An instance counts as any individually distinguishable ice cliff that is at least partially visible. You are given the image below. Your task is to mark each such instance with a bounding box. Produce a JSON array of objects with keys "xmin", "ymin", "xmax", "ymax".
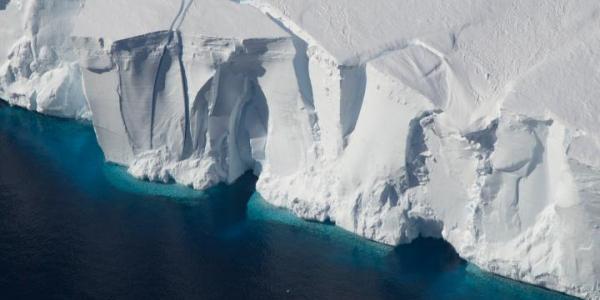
[{"xmin": 1, "ymin": 0, "xmax": 599, "ymax": 298}]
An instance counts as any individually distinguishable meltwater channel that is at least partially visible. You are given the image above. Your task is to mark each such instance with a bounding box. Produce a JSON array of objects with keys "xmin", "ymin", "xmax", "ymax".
[{"xmin": 0, "ymin": 101, "xmax": 575, "ymax": 299}]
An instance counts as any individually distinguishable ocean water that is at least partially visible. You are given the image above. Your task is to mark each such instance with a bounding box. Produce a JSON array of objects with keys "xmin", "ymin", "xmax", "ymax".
[{"xmin": 0, "ymin": 102, "xmax": 575, "ymax": 300}]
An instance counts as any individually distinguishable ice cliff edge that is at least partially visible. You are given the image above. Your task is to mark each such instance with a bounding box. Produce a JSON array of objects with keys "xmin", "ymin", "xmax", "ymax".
[{"xmin": 1, "ymin": 0, "xmax": 599, "ymax": 298}]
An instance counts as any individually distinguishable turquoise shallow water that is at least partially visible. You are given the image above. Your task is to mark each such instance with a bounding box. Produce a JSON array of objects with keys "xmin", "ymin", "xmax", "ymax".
[{"xmin": 0, "ymin": 101, "xmax": 576, "ymax": 299}]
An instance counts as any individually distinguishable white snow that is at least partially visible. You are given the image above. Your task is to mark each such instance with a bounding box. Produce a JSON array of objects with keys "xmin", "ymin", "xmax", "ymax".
[
  {"xmin": 1, "ymin": 0, "xmax": 600, "ymax": 298},
  {"xmin": 0, "ymin": 0, "xmax": 89, "ymax": 118}
]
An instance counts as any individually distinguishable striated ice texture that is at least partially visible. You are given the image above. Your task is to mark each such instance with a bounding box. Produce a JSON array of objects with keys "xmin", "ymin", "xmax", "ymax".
[{"xmin": 1, "ymin": 0, "xmax": 599, "ymax": 298}]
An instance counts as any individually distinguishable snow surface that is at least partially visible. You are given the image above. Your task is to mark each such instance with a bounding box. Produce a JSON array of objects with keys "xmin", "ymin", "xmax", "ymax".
[
  {"xmin": 1, "ymin": 0, "xmax": 600, "ymax": 298},
  {"xmin": 0, "ymin": 0, "xmax": 89, "ymax": 118}
]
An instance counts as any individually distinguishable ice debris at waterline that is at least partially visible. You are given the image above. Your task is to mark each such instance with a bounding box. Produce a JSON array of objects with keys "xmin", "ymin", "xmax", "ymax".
[
  {"xmin": 0, "ymin": 101, "xmax": 578, "ymax": 300},
  {"xmin": 1, "ymin": 0, "xmax": 599, "ymax": 298}
]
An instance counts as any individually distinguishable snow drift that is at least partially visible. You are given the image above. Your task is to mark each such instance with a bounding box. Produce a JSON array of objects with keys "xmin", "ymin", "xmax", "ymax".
[{"xmin": 1, "ymin": 0, "xmax": 599, "ymax": 298}]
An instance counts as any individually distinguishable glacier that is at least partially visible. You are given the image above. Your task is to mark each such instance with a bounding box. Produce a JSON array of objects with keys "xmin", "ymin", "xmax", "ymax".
[{"xmin": 1, "ymin": 0, "xmax": 600, "ymax": 298}]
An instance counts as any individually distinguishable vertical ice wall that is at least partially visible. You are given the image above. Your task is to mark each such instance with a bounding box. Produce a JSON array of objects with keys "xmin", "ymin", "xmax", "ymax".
[
  {"xmin": 1, "ymin": 0, "xmax": 599, "ymax": 298},
  {"xmin": 74, "ymin": 0, "xmax": 318, "ymax": 190}
]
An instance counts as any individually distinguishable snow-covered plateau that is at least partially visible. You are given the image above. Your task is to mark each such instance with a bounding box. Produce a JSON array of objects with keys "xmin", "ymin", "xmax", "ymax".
[{"xmin": 1, "ymin": 0, "xmax": 599, "ymax": 298}]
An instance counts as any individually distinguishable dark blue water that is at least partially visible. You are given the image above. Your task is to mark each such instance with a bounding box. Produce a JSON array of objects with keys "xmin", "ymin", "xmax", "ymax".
[{"xmin": 0, "ymin": 101, "xmax": 575, "ymax": 300}]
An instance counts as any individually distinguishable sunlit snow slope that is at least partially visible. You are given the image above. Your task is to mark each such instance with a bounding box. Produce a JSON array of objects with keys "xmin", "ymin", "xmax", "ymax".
[{"xmin": 1, "ymin": 0, "xmax": 599, "ymax": 298}]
